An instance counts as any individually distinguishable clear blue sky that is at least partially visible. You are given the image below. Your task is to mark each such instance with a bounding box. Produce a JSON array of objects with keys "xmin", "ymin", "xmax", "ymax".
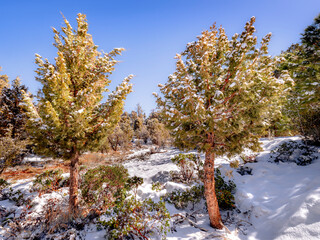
[{"xmin": 0, "ymin": 0, "xmax": 319, "ymax": 114}]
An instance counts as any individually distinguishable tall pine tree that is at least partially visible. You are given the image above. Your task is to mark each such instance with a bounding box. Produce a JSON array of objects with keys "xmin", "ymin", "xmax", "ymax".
[
  {"xmin": 0, "ymin": 72, "xmax": 30, "ymax": 175},
  {"xmin": 23, "ymin": 14, "xmax": 132, "ymax": 215},
  {"xmin": 0, "ymin": 68, "xmax": 9, "ymax": 98},
  {"xmin": 155, "ymin": 17, "xmax": 290, "ymax": 228},
  {"xmin": 280, "ymin": 14, "xmax": 320, "ymax": 143},
  {"xmin": 0, "ymin": 77, "xmax": 29, "ymax": 138}
]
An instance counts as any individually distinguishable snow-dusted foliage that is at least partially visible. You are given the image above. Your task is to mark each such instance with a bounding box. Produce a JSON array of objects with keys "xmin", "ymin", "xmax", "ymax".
[
  {"xmin": 22, "ymin": 14, "xmax": 132, "ymax": 160},
  {"xmin": 22, "ymin": 13, "xmax": 132, "ymax": 215},
  {"xmin": 280, "ymin": 14, "xmax": 320, "ymax": 143},
  {"xmin": 155, "ymin": 16, "xmax": 291, "ymax": 156},
  {"xmin": 155, "ymin": 16, "xmax": 292, "ymax": 229}
]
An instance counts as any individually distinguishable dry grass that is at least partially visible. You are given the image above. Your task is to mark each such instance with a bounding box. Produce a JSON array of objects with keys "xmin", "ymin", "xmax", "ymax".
[
  {"xmin": 2, "ymin": 149, "xmax": 137, "ymax": 182},
  {"xmin": 1, "ymin": 161, "xmax": 69, "ymax": 181},
  {"xmin": 79, "ymin": 152, "xmax": 110, "ymax": 167}
]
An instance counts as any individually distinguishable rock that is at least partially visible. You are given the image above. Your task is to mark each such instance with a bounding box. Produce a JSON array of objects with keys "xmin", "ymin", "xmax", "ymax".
[
  {"xmin": 151, "ymin": 171, "xmax": 171, "ymax": 183},
  {"xmin": 237, "ymin": 166, "xmax": 253, "ymax": 176}
]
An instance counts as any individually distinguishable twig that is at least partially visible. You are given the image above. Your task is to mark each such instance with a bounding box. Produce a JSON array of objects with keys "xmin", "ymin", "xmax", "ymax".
[
  {"xmin": 172, "ymin": 213, "xmax": 208, "ymax": 232},
  {"xmin": 220, "ymin": 220, "xmax": 231, "ymax": 234}
]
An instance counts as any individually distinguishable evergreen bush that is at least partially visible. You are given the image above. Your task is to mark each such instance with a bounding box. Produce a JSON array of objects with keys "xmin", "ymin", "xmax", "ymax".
[
  {"xmin": 270, "ymin": 140, "xmax": 318, "ymax": 165},
  {"xmin": 32, "ymin": 169, "xmax": 66, "ymax": 194},
  {"xmin": 166, "ymin": 169, "xmax": 236, "ymax": 210},
  {"xmin": 170, "ymin": 153, "xmax": 203, "ymax": 183},
  {"xmin": 80, "ymin": 165, "xmax": 129, "ymax": 211},
  {"xmin": 100, "ymin": 197, "xmax": 170, "ymax": 240}
]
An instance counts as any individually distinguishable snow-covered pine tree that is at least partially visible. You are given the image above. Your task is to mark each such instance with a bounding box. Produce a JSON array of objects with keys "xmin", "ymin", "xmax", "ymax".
[
  {"xmin": 147, "ymin": 117, "xmax": 170, "ymax": 147},
  {"xmin": 155, "ymin": 17, "xmax": 290, "ymax": 228},
  {"xmin": 23, "ymin": 13, "xmax": 132, "ymax": 215},
  {"xmin": 0, "ymin": 69, "xmax": 9, "ymax": 96},
  {"xmin": 0, "ymin": 73, "xmax": 30, "ymax": 175},
  {"xmin": 280, "ymin": 14, "xmax": 320, "ymax": 143},
  {"xmin": 119, "ymin": 112, "xmax": 134, "ymax": 148},
  {"xmin": 130, "ymin": 105, "xmax": 149, "ymax": 143},
  {"xmin": 107, "ymin": 113, "xmax": 133, "ymax": 151},
  {"xmin": 0, "ymin": 77, "xmax": 29, "ymax": 139}
]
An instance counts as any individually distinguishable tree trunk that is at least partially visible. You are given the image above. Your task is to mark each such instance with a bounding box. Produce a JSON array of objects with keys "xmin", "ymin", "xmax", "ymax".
[
  {"xmin": 204, "ymin": 150, "xmax": 223, "ymax": 229},
  {"xmin": 69, "ymin": 151, "xmax": 80, "ymax": 217}
]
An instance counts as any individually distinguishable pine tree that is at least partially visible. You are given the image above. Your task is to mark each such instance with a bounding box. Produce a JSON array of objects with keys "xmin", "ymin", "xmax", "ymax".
[
  {"xmin": 0, "ymin": 77, "xmax": 29, "ymax": 138},
  {"xmin": 120, "ymin": 112, "xmax": 134, "ymax": 148},
  {"xmin": 0, "ymin": 69, "xmax": 9, "ymax": 94},
  {"xmin": 0, "ymin": 72, "xmax": 29, "ymax": 175},
  {"xmin": 280, "ymin": 14, "xmax": 320, "ymax": 143},
  {"xmin": 130, "ymin": 106, "xmax": 149, "ymax": 144},
  {"xmin": 23, "ymin": 14, "xmax": 132, "ymax": 215},
  {"xmin": 107, "ymin": 113, "xmax": 134, "ymax": 151},
  {"xmin": 147, "ymin": 118, "xmax": 170, "ymax": 147},
  {"xmin": 155, "ymin": 17, "xmax": 290, "ymax": 228}
]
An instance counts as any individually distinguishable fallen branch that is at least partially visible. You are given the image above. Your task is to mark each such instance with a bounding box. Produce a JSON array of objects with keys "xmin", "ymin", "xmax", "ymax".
[{"xmin": 172, "ymin": 213, "xmax": 208, "ymax": 232}]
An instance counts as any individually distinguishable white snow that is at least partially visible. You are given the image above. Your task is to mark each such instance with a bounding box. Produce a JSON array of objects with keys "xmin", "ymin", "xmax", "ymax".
[
  {"xmin": 1, "ymin": 137, "xmax": 320, "ymax": 239},
  {"xmin": 234, "ymin": 137, "xmax": 320, "ymax": 240}
]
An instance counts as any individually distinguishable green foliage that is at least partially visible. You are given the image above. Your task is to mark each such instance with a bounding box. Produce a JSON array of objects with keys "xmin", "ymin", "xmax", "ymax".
[
  {"xmin": 130, "ymin": 106, "xmax": 150, "ymax": 144},
  {"xmin": 165, "ymin": 185, "xmax": 205, "ymax": 209},
  {"xmin": 280, "ymin": 14, "xmax": 320, "ymax": 143},
  {"xmin": 107, "ymin": 113, "xmax": 134, "ymax": 151},
  {"xmin": 155, "ymin": 16, "xmax": 291, "ymax": 157},
  {"xmin": 170, "ymin": 153, "xmax": 203, "ymax": 183},
  {"xmin": 0, "ymin": 178, "xmax": 9, "ymax": 192},
  {"xmin": 166, "ymin": 169, "xmax": 236, "ymax": 210},
  {"xmin": 270, "ymin": 140, "xmax": 318, "ymax": 166},
  {"xmin": 22, "ymin": 13, "xmax": 132, "ymax": 160},
  {"xmin": 0, "ymin": 68, "xmax": 9, "ymax": 94},
  {"xmin": 100, "ymin": 197, "xmax": 170, "ymax": 240},
  {"xmin": 147, "ymin": 118, "xmax": 171, "ymax": 147},
  {"xmin": 0, "ymin": 77, "xmax": 29, "ymax": 139},
  {"xmin": 32, "ymin": 169, "xmax": 66, "ymax": 194},
  {"xmin": 90, "ymin": 166, "xmax": 170, "ymax": 240},
  {"xmin": 4, "ymin": 188, "xmax": 32, "ymax": 207},
  {"xmin": 151, "ymin": 182, "xmax": 164, "ymax": 192},
  {"xmin": 125, "ymin": 176, "xmax": 144, "ymax": 191},
  {"xmin": 0, "ymin": 74, "xmax": 30, "ymax": 176},
  {"xmin": 214, "ymin": 169, "xmax": 236, "ymax": 209},
  {"xmin": 0, "ymin": 127, "xmax": 29, "ymax": 175},
  {"xmin": 299, "ymin": 106, "xmax": 320, "ymax": 144},
  {"xmin": 80, "ymin": 165, "xmax": 129, "ymax": 209}
]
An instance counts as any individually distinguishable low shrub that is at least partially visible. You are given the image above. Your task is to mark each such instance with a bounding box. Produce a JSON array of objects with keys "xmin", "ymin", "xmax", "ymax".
[
  {"xmin": 0, "ymin": 178, "xmax": 9, "ymax": 192},
  {"xmin": 270, "ymin": 140, "xmax": 318, "ymax": 166},
  {"xmin": 164, "ymin": 185, "xmax": 205, "ymax": 209},
  {"xmin": 125, "ymin": 176, "xmax": 144, "ymax": 196},
  {"xmin": 99, "ymin": 197, "xmax": 170, "ymax": 240},
  {"xmin": 32, "ymin": 169, "xmax": 66, "ymax": 194},
  {"xmin": 229, "ymin": 160, "xmax": 240, "ymax": 169},
  {"xmin": 170, "ymin": 153, "xmax": 203, "ymax": 183},
  {"xmin": 152, "ymin": 181, "xmax": 165, "ymax": 192},
  {"xmin": 80, "ymin": 165, "xmax": 129, "ymax": 212},
  {"xmin": 4, "ymin": 187, "xmax": 32, "ymax": 207},
  {"xmin": 239, "ymin": 154, "xmax": 257, "ymax": 164},
  {"xmin": 165, "ymin": 169, "xmax": 236, "ymax": 210},
  {"xmin": 214, "ymin": 169, "xmax": 236, "ymax": 209}
]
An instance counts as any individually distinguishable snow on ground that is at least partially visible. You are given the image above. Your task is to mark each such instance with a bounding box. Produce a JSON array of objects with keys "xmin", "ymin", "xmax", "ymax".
[
  {"xmin": 1, "ymin": 136, "xmax": 320, "ymax": 239},
  {"xmin": 235, "ymin": 137, "xmax": 320, "ymax": 240},
  {"xmin": 123, "ymin": 137, "xmax": 320, "ymax": 240}
]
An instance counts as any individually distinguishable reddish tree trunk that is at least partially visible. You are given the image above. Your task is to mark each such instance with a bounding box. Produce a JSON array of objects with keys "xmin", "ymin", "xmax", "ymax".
[
  {"xmin": 204, "ymin": 149, "xmax": 223, "ymax": 229},
  {"xmin": 69, "ymin": 151, "xmax": 80, "ymax": 216}
]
